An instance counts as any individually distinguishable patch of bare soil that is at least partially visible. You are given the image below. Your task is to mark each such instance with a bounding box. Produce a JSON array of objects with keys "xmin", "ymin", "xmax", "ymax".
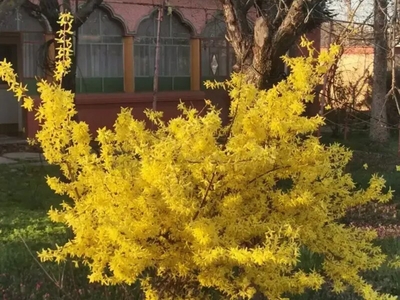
[
  {"xmin": 345, "ymin": 203, "xmax": 400, "ymax": 238},
  {"xmin": 345, "ymin": 150, "xmax": 400, "ymax": 238}
]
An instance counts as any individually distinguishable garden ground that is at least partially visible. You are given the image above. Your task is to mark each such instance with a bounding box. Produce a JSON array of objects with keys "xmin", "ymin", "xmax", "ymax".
[{"xmin": 1, "ymin": 132, "xmax": 400, "ymax": 299}]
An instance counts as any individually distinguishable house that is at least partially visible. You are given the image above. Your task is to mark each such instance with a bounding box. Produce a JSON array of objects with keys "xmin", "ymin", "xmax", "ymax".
[{"xmin": 0, "ymin": 0, "xmax": 321, "ymax": 139}]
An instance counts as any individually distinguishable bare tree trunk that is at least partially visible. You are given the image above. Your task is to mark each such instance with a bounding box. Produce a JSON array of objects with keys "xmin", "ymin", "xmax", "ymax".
[
  {"xmin": 370, "ymin": 0, "xmax": 389, "ymax": 143},
  {"xmin": 219, "ymin": 0, "xmax": 331, "ymax": 90},
  {"xmin": 221, "ymin": 5, "xmax": 280, "ymax": 90}
]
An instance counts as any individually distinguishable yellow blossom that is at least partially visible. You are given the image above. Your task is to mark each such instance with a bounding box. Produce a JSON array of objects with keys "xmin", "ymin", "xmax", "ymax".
[{"xmin": 0, "ymin": 16, "xmax": 397, "ymax": 300}]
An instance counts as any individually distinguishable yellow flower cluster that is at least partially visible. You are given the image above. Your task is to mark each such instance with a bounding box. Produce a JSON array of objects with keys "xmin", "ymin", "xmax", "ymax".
[
  {"xmin": 0, "ymin": 12, "xmax": 398, "ymax": 300},
  {"xmin": 54, "ymin": 11, "xmax": 73, "ymax": 82},
  {"xmin": 0, "ymin": 59, "xmax": 34, "ymax": 111}
]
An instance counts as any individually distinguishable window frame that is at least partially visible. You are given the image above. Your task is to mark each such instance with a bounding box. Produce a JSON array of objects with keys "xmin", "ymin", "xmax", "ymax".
[
  {"xmin": 76, "ymin": 8, "xmax": 125, "ymax": 94},
  {"xmin": 200, "ymin": 15, "xmax": 235, "ymax": 89},
  {"xmin": 134, "ymin": 10, "xmax": 192, "ymax": 92}
]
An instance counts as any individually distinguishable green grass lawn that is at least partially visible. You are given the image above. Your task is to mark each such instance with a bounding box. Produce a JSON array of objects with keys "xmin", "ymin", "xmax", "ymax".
[
  {"xmin": 298, "ymin": 132, "xmax": 400, "ymax": 298},
  {"xmin": 1, "ymin": 133, "xmax": 400, "ymax": 299},
  {"xmin": 0, "ymin": 163, "xmax": 140, "ymax": 300},
  {"xmin": 0, "ymin": 164, "xmax": 67, "ymax": 299}
]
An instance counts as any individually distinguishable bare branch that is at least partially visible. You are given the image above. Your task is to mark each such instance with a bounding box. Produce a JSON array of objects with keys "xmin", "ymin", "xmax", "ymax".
[
  {"xmin": 273, "ymin": 0, "xmax": 321, "ymax": 57},
  {"xmin": 21, "ymin": 0, "xmax": 42, "ymax": 19},
  {"xmin": 244, "ymin": 0, "xmax": 254, "ymax": 11},
  {"xmin": 73, "ymin": 0, "xmax": 103, "ymax": 30},
  {"xmin": 220, "ymin": 0, "xmax": 253, "ymax": 64}
]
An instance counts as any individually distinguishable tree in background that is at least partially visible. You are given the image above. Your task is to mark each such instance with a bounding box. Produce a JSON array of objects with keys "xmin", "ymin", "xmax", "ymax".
[
  {"xmin": 370, "ymin": 0, "xmax": 390, "ymax": 143},
  {"xmin": 219, "ymin": 0, "xmax": 334, "ymax": 89}
]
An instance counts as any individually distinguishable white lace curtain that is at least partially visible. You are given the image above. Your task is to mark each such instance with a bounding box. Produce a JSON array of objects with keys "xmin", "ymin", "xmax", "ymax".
[
  {"xmin": 77, "ymin": 9, "xmax": 124, "ymax": 79},
  {"xmin": 134, "ymin": 10, "xmax": 191, "ymax": 77}
]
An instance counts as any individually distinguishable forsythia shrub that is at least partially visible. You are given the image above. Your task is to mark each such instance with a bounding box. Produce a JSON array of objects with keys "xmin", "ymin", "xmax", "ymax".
[{"xmin": 0, "ymin": 12, "xmax": 398, "ymax": 300}]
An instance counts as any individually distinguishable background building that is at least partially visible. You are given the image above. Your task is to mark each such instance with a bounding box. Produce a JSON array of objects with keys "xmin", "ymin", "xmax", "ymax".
[{"xmin": 0, "ymin": 0, "xmax": 321, "ymax": 138}]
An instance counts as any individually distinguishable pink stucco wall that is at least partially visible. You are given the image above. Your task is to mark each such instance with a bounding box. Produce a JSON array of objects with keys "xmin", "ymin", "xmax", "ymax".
[
  {"xmin": 97, "ymin": 0, "xmax": 321, "ymax": 53},
  {"xmin": 96, "ymin": 0, "xmax": 221, "ymax": 35},
  {"xmin": 23, "ymin": 1, "xmax": 322, "ymax": 139}
]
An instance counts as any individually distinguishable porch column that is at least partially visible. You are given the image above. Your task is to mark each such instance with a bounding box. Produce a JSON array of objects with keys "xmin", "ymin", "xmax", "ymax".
[
  {"xmin": 45, "ymin": 33, "xmax": 55, "ymax": 82},
  {"xmin": 123, "ymin": 36, "xmax": 134, "ymax": 92},
  {"xmin": 190, "ymin": 38, "xmax": 201, "ymax": 91}
]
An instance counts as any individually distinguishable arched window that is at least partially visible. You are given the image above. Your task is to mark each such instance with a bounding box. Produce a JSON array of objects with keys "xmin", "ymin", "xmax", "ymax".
[
  {"xmin": 201, "ymin": 15, "xmax": 235, "ymax": 88},
  {"xmin": 77, "ymin": 8, "xmax": 124, "ymax": 93},
  {"xmin": 135, "ymin": 10, "xmax": 191, "ymax": 92},
  {"xmin": 0, "ymin": 7, "xmax": 44, "ymax": 32},
  {"xmin": 0, "ymin": 8, "xmax": 45, "ymax": 90}
]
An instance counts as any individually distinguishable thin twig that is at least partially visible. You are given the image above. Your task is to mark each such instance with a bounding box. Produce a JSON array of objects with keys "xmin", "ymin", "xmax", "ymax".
[
  {"xmin": 248, "ymin": 165, "xmax": 291, "ymax": 184},
  {"xmin": 192, "ymin": 171, "xmax": 216, "ymax": 221},
  {"xmin": 18, "ymin": 233, "xmax": 75, "ymax": 300}
]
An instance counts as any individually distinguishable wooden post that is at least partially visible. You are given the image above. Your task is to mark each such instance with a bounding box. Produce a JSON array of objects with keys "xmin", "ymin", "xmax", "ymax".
[
  {"xmin": 123, "ymin": 36, "xmax": 134, "ymax": 92},
  {"xmin": 190, "ymin": 38, "xmax": 201, "ymax": 91},
  {"xmin": 153, "ymin": 4, "xmax": 164, "ymax": 111}
]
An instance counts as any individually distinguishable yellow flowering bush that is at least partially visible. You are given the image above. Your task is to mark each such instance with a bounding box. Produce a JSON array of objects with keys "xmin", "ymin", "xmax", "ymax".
[{"xmin": 0, "ymin": 13, "xmax": 398, "ymax": 300}]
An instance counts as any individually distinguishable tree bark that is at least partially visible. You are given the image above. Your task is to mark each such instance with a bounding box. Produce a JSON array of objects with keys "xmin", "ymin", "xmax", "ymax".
[
  {"xmin": 370, "ymin": 0, "xmax": 389, "ymax": 143},
  {"xmin": 220, "ymin": 0, "xmax": 330, "ymax": 90}
]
